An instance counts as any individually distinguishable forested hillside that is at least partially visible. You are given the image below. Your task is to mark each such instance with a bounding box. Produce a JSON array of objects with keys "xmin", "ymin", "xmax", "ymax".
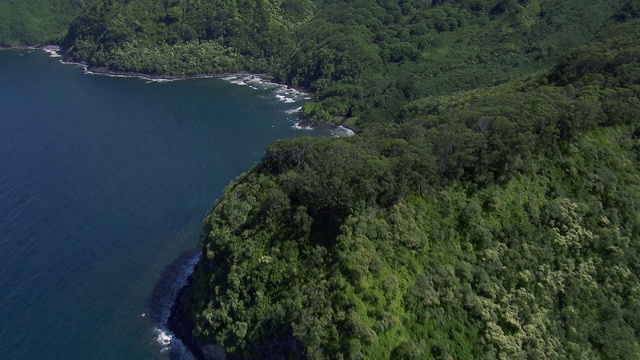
[
  {"xmin": 0, "ymin": 0, "xmax": 87, "ymax": 46},
  {"xmin": 176, "ymin": 18, "xmax": 640, "ymax": 359},
  {"xmin": 63, "ymin": 0, "xmax": 632, "ymax": 126},
  {"xmin": 57, "ymin": 0, "xmax": 640, "ymax": 358}
]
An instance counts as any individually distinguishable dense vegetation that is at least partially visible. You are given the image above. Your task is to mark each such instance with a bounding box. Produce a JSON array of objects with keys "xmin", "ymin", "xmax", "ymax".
[
  {"xmin": 50, "ymin": 0, "xmax": 640, "ymax": 358},
  {"xmin": 0, "ymin": 0, "xmax": 88, "ymax": 46},
  {"xmin": 63, "ymin": 0, "xmax": 631, "ymax": 126},
  {"xmin": 175, "ymin": 16, "xmax": 640, "ymax": 359}
]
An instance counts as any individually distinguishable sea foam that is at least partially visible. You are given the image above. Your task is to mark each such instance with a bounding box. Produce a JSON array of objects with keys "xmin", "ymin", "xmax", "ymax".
[
  {"xmin": 285, "ymin": 106, "xmax": 303, "ymax": 114},
  {"xmin": 221, "ymin": 74, "xmax": 310, "ymax": 105},
  {"xmin": 151, "ymin": 251, "xmax": 200, "ymax": 357},
  {"xmin": 292, "ymin": 122, "xmax": 314, "ymax": 130},
  {"xmin": 332, "ymin": 125, "xmax": 356, "ymax": 137},
  {"xmin": 41, "ymin": 45, "xmax": 62, "ymax": 58}
]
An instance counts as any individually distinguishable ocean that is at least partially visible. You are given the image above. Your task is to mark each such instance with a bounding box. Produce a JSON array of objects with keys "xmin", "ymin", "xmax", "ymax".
[{"xmin": 0, "ymin": 49, "xmax": 334, "ymax": 359}]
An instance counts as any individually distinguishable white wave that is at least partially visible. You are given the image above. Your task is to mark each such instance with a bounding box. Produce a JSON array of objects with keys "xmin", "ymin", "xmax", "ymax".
[
  {"xmin": 41, "ymin": 45, "xmax": 61, "ymax": 58},
  {"xmin": 331, "ymin": 125, "xmax": 355, "ymax": 137},
  {"xmin": 152, "ymin": 251, "xmax": 201, "ymax": 356},
  {"xmin": 221, "ymin": 75, "xmax": 238, "ymax": 81},
  {"xmin": 292, "ymin": 122, "xmax": 314, "ymax": 130},
  {"xmin": 229, "ymin": 79, "xmax": 247, "ymax": 86},
  {"xmin": 223, "ymin": 74, "xmax": 277, "ymax": 90},
  {"xmin": 81, "ymin": 68, "xmax": 178, "ymax": 82},
  {"xmin": 245, "ymin": 75, "xmax": 278, "ymax": 88},
  {"xmin": 155, "ymin": 328, "xmax": 173, "ymax": 349},
  {"xmin": 145, "ymin": 78, "xmax": 176, "ymax": 83},
  {"xmin": 274, "ymin": 87, "xmax": 304, "ymax": 103},
  {"xmin": 285, "ymin": 106, "xmax": 303, "ymax": 114},
  {"xmin": 84, "ymin": 70, "xmax": 128, "ymax": 79},
  {"xmin": 275, "ymin": 94, "xmax": 295, "ymax": 103},
  {"xmin": 220, "ymin": 74, "xmax": 310, "ymax": 104}
]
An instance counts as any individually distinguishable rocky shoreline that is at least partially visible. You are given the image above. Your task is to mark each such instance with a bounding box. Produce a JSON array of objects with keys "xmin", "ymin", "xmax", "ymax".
[
  {"xmin": 8, "ymin": 44, "xmax": 356, "ymax": 135},
  {"xmin": 82, "ymin": 64, "xmax": 357, "ymax": 135},
  {"xmin": 295, "ymin": 113, "xmax": 357, "ymax": 135},
  {"xmin": 84, "ymin": 65, "xmax": 276, "ymax": 85}
]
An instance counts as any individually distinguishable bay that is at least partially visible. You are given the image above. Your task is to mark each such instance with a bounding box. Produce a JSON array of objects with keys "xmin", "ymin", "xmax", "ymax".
[{"xmin": 0, "ymin": 49, "xmax": 328, "ymax": 359}]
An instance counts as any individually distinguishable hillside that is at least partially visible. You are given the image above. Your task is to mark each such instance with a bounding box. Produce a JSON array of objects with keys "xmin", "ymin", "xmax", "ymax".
[
  {"xmin": 63, "ymin": 0, "xmax": 632, "ymax": 126},
  {"xmin": 0, "ymin": 0, "xmax": 87, "ymax": 46},
  {"xmin": 172, "ymin": 15, "xmax": 640, "ymax": 359},
  {"xmin": 56, "ymin": 0, "xmax": 640, "ymax": 358}
]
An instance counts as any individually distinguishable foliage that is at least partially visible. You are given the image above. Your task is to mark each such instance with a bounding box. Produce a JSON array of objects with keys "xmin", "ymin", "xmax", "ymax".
[
  {"xmin": 62, "ymin": 0, "xmax": 307, "ymax": 72},
  {"xmin": 4, "ymin": 0, "xmax": 640, "ymax": 358},
  {"xmin": 62, "ymin": 0, "xmax": 630, "ymax": 125},
  {"xmin": 0, "ymin": 0, "xmax": 88, "ymax": 46},
  {"xmin": 178, "ymin": 19, "xmax": 640, "ymax": 359}
]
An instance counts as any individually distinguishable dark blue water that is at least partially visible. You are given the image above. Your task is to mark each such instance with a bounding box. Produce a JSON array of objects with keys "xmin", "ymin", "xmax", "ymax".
[{"xmin": 0, "ymin": 49, "xmax": 327, "ymax": 359}]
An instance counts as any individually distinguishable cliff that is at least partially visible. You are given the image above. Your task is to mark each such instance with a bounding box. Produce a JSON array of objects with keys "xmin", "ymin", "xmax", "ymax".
[
  {"xmin": 169, "ymin": 16, "xmax": 640, "ymax": 358},
  {"xmin": 57, "ymin": 0, "xmax": 640, "ymax": 357}
]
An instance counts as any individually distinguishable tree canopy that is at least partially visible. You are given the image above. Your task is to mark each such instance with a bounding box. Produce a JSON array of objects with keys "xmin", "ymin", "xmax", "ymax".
[
  {"xmin": 177, "ymin": 16, "xmax": 640, "ymax": 359},
  {"xmin": 20, "ymin": 0, "xmax": 640, "ymax": 357},
  {"xmin": 0, "ymin": 0, "xmax": 89, "ymax": 46},
  {"xmin": 63, "ymin": 0, "xmax": 631, "ymax": 127}
]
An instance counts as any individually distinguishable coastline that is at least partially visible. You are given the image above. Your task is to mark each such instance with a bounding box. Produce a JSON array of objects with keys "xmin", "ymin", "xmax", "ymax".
[
  {"xmin": 148, "ymin": 249, "xmax": 202, "ymax": 359},
  {"xmin": 27, "ymin": 44, "xmax": 356, "ymax": 135},
  {"xmin": 0, "ymin": 45, "xmax": 38, "ymax": 50},
  {"xmin": 83, "ymin": 65, "xmax": 276, "ymax": 86},
  {"xmin": 294, "ymin": 113, "xmax": 358, "ymax": 136},
  {"xmin": 16, "ymin": 43, "xmax": 355, "ymax": 357},
  {"xmin": 167, "ymin": 265, "xmax": 217, "ymax": 360},
  {"xmin": 80, "ymin": 64, "xmax": 357, "ymax": 135},
  {"xmin": 43, "ymin": 45, "xmax": 316, "ymax": 358}
]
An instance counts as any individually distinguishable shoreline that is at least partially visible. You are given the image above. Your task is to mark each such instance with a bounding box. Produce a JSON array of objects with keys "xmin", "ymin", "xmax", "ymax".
[
  {"xmin": 82, "ymin": 63, "xmax": 357, "ymax": 135},
  {"xmin": 149, "ymin": 249, "xmax": 201, "ymax": 358},
  {"xmin": 0, "ymin": 45, "xmax": 38, "ymax": 50},
  {"xmin": 4, "ymin": 44, "xmax": 357, "ymax": 135},
  {"xmin": 6, "ymin": 43, "xmax": 354, "ymax": 357},
  {"xmin": 294, "ymin": 114, "xmax": 358, "ymax": 135},
  {"xmin": 20, "ymin": 44, "xmax": 357, "ymax": 135}
]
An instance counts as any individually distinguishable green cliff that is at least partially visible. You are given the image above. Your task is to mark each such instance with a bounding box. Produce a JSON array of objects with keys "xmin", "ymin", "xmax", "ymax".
[
  {"xmin": 57, "ymin": 0, "xmax": 640, "ymax": 358},
  {"xmin": 177, "ymin": 16, "xmax": 640, "ymax": 358}
]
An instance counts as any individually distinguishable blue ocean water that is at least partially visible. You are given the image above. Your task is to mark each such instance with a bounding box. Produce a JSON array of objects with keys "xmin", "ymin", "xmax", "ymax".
[{"xmin": 0, "ymin": 49, "xmax": 328, "ymax": 359}]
